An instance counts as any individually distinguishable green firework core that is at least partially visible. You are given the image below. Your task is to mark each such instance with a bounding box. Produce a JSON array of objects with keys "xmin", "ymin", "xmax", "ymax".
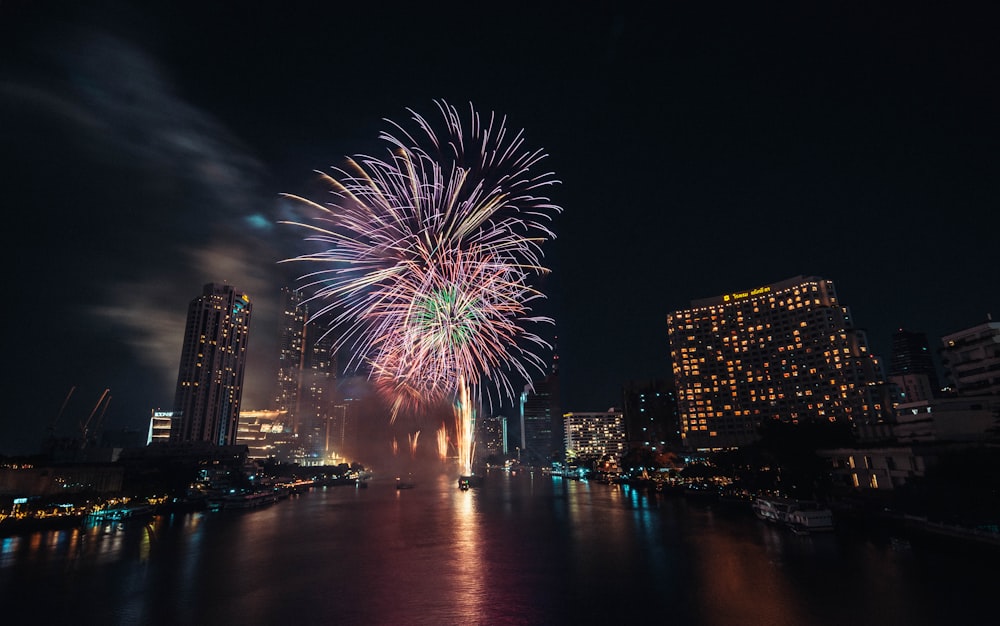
[{"xmin": 412, "ymin": 286, "xmax": 477, "ymax": 347}]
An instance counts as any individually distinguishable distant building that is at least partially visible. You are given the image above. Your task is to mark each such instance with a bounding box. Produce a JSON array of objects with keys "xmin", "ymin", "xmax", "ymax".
[
  {"xmin": 520, "ymin": 372, "xmax": 560, "ymax": 466},
  {"xmin": 236, "ymin": 409, "xmax": 294, "ymax": 460},
  {"xmin": 621, "ymin": 378, "xmax": 680, "ymax": 452},
  {"xmin": 893, "ymin": 397, "xmax": 999, "ymax": 444},
  {"xmin": 518, "ymin": 344, "xmax": 560, "ymax": 466},
  {"xmin": 940, "ymin": 316, "xmax": 1000, "ymax": 399},
  {"xmin": 477, "ymin": 414, "xmax": 507, "ymax": 461},
  {"xmin": 888, "ymin": 329, "xmax": 941, "ymax": 402},
  {"xmin": 822, "ymin": 445, "xmax": 932, "ymax": 491},
  {"xmin": 172, "ymin": 283, "xmax": 253, "ymax": 446},
  {"xmin": 146, "ymin": 411, "xmax": 176, "ymax": 445},
  {"xmin": 327, "ymin": 399, "xmax": 362, "ymax": 462},
  {"xmin": 274, "ymin": 287, "xmax": 306, "ymax": 430},
  {"xmin": 666, "ymin": 276, "xmax": 889, "ymax": 450},
  {"xmin": 274, "ymin": 287, "xmax": 339, "ymax": 461},
  {"xmin": 563, "ymin": 410, "xmax": 626, "ymax": 464}
]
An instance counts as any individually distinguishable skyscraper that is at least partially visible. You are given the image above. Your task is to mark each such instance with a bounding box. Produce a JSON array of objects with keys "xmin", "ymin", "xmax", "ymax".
[
  {"xmin": 274, "ymin": 286, "xmax": 338, "ymax": 461},
  {"xmin": 172, "ymin": 283, "xmax": 253, "ymax": 446},
  {"xmin": 275, "ymin": 286, "xmax": 306, "ymax": 430},
  {"xmin": 519, "ymin": 346, "xmax": 560, "ymax": 466},
  {"xmin": 888, "ymin": 328, "xmax": 940, "ymax": 402},
  {"xmin": 666, "ymin": 276, "xmax": 888, "ymax": 450}
]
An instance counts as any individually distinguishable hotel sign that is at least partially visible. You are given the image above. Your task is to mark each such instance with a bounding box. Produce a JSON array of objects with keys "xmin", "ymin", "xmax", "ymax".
[{"xmin": 723, "ymin": 285, "xmax": 771, "ymax": 302}]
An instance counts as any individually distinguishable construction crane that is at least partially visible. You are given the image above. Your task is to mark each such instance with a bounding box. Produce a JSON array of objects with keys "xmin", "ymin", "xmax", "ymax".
[{"xmin": 79, "ymin": 388, "xmax": 111, "ymax": 449}]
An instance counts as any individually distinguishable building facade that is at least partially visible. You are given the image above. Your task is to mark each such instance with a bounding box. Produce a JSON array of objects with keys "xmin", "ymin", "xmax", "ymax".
[
  {"xmin": 520, "ymin": 373, "xmax": 560, "ymax": 466},
  {"xmin": 621, "ymin": 378, "xmax": 680, "ymax": 452},
  {"xmin": 666, "ymin": 275, "xmax": 888, "ymax": 450},
  {"xmin": 274, "ymin": 287, "xmax": 306, "ymax": 431},
  {"xmin": 274, "ymin": 286, "xmax": 339, "ymax": 461},
  {"xmin": 888, "ymin": 328, "xmax": 940, "ymax": 402},
  {"xmin": 477, "ymin": 414, "xmax": 508, "ymax": 461},
  {"xmin": 563, "ymin": 410, "xmax": 626, "ymax": 464},
  {"xmin": 172, "ymin": 283, "xmax": 253, "ymax": 446},
  {"xmin": 940, "ymin": 317, "xmax": 1000, "ymax": 399}
]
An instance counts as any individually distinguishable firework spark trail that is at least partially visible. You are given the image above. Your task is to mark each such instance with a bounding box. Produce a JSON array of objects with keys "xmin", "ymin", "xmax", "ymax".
[
  {"xmin": 281, "ymin": 100, "xmax": 560, "ymax": 473},
  {"xmin": 437, "ymin": 423, "xmax": 449, "ymax": 462}
]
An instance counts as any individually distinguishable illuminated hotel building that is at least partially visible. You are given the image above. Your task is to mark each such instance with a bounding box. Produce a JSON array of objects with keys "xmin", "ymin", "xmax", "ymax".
[
  {"xmin": 666, "ymin": 276, "xmax": 887, "ymax": 450},
  {"xmin": 563, "ymin": 410, "xmax": 626, "ymax": 463},
  {"xmin": 172, "ymin": 283, "xmax": 253, "ymax": 446}
]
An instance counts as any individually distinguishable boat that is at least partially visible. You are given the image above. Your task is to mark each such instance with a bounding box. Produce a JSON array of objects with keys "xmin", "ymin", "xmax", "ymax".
[
  {"xmin": 457, "ymin": 474, "xmax": 484, "ymax": 490},
  {"xmin": 395, "ymin": 476, "xmax": 416, "ymax": 490},
  {"xmin": 222, "ymin": 490, "xmax": 278, "ymax": 509},
  {"xmin": 753, "ymin": 496, "xmax": 834, "ymax": 532},
  {"xmin": 85, "ymin": 503, "xmax": 155, "ymax": 524}
]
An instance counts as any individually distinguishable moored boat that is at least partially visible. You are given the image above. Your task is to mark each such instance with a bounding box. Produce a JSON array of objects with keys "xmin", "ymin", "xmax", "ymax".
[
  {"xmin": 753, "ymin": 496, "xmax": 834, "ymax": 532},
  {"xmin": 457, "ymin": 474, "xmax": 484, "ymax": 490}
]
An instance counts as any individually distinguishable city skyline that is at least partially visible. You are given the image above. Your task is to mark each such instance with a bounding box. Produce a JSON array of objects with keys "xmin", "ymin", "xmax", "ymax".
[{"xmin": 2, "ymin": 2, "xmax": 999, "ymax": 455}]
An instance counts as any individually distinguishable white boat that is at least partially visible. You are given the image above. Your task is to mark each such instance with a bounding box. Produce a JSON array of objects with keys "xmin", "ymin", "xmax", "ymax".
[
  {"xmin": 222, "ymin": 490, "xmax": 278, "ymax": 509},
  {"xmin": 753, "ymin": 496, "xmax": 834, "ymax": 532}
]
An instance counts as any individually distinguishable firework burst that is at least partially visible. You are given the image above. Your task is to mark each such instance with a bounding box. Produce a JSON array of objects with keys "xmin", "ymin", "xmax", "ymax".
[{"xmin": 281, "ymin": 100, "xmax": 560, "ymax": 472}]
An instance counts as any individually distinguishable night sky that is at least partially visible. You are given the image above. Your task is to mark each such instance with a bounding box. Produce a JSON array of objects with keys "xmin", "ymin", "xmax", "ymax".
[{"xmin": 2, "ymin": 1, "xmax": 998, "ymax": 455}]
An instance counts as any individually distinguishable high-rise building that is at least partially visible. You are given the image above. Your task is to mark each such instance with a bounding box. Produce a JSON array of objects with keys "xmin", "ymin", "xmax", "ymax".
[
  {"xmin": 888, "ymin": 329, "xmax": 941, "ymax": 402},
  {"xmin": 940, "ymin": 316, "xmax": 1000, "ymax": 399},
  {"xmin": 563, "ymin": 410, "xmax": 626, "ymax": 464},
  {"xmin": 519, "ymin": 348, "xmax": 561, "ymax": 466},
  {"xmin": 299, "ymin": 327, "xmax": 337, "ymax": 455},
  {"xmin": 275, "ymin": 287, "xmax": 306, "ymax": 429},
  {"xmin": 519, "ymin": 378, "xmax": 557, "ymax": 465},
  {"xmin": 477, "ymin": 414, "xmax": 508, "ymax": 461},
  {"xmin": 172, "ymin": 283, "xmax": 253, "ymax": 446},
  {"xmin": 520, "ymin": 372, "xmax": 562, "ymax": 465},
  {"xmin": 274, "ymin": 287, "xmax": 339, "ymax": 461},
  {"xmin": 666, "ymin": 276, "xmax": 888, "ymax": 451}
]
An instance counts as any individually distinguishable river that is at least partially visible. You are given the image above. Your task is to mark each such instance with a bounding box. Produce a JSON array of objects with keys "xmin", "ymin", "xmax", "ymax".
[{"xmin": 1, "ymin": 469, "xmax": 994, "ymax": 625}]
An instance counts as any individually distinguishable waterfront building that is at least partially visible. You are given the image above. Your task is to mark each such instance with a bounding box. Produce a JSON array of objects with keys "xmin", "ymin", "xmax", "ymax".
[
  {"xmin": 236, "ymin": 409, "xmax": 294, "ymax": 460},
  {"xmin": 477, "ymin": 414, "xmax": 507, "ymax": 461},
  {"xmin": 275, "ymin": 287, "xmax": 306, "ymax": 432},
  {"xmin": 299, "ymin": 327, "xmax": 337, "ymax": 458},
  {"xmin": 146, "ymin": 411, "xmax": 175, "ymax": 444},
  {"xmin": 274, "ymin": 287, "xmax": 339, "ymax": 461},
  {"xmin": 325, "ymin": 402, "xmax": 354, "ymax": 461},
  {"xmin": 172, "ymin": 283, "xmax": 253, "ymax": 446},
  {"xmin": 940, "ymin": 316, "xmax": 1000, "ymax": 399},
  {"xmin": 563, "ymin": 410, "xmax": 626, "ymax": 465},
  {"xmin": 519, "ymin": 348, "xmax": 561, "ymax": 466},
  {"xmin": 822, "ymin": 445, "xmax": 931, "ymax": 491},
  {"xmin": 0, "ymin": 465, "xmax": 124, "ymax": 496},
  {"xmin": 621, "ymin": 378, "xmax": 681, "ymax": 452},
  {"xmin": 893, "ymin": 397, "xmax": 998, "ymax": 444},
  {"xmin": 888, "ymin": 329, "xmax": 941, "ymax": 401},
  {"xmin": 666, "ymin": 275, "xmax": 888, "ymax": 451}
]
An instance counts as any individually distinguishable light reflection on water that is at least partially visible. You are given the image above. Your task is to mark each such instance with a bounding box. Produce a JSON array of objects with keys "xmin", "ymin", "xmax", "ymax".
[{"xmin": 0, "ymin": 470, "xmax": 996, "ymax": 626}]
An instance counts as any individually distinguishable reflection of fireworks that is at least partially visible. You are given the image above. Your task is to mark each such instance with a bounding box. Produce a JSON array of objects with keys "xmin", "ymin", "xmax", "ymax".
[{"xmin": 282, "ymin": 100, "xmax": 560, "ymax": 475}]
